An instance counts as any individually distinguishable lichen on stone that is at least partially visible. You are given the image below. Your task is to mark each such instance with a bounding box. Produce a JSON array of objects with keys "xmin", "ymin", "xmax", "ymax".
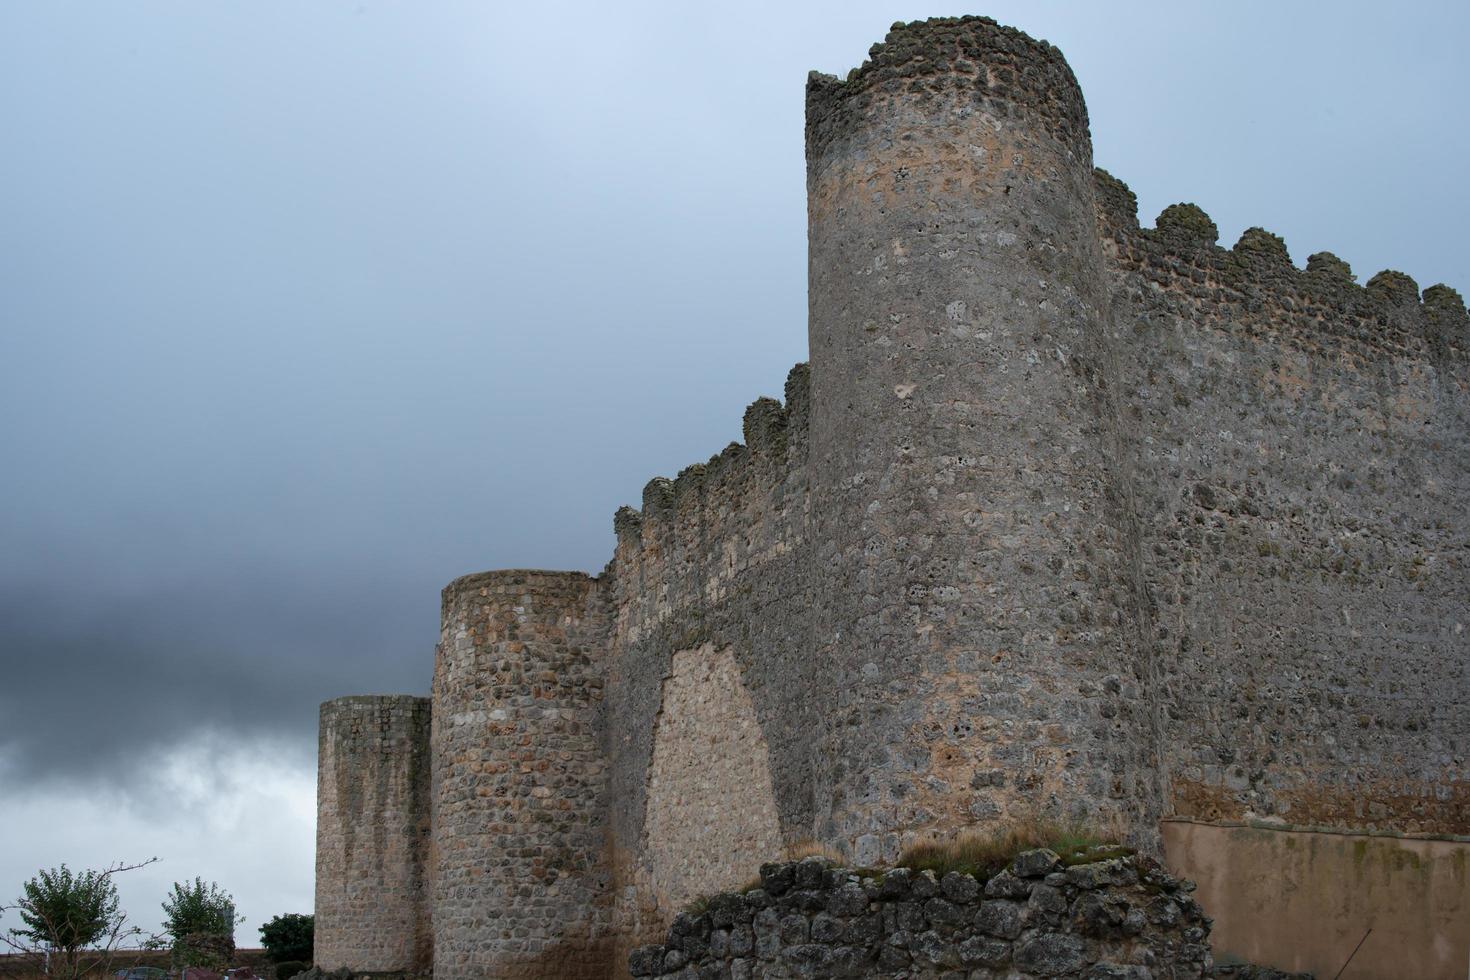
[
  {"xmin": 1154, "ymin": 203, "xmax": 1219, "ymax": 245},
  {"xmin": 1306, "ymin": 251, "xmax": 1354, "ymax": 281},
  {"xmin": 1422, "ymin": 282, "xmax": 1466, "ymax": 312},
  {"xmin": 1366, "ymin": 269, "xmax": 1420, "ymax": 305},
  {"xmin": 1233, "ymin": 227, "xmax": 1290, "ymax": 265}
]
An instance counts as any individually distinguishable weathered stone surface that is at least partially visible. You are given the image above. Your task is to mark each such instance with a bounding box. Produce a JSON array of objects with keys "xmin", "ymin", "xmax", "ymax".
[
  {"xmin": 1013, "ymin": 849, "xmax": 1063, "ymax": 879},
  {"xmin": 644, "ymin": 646, "xmax": 783, "ymax": 915},
  {"xmin": 430, "ymin": 571, "xmax": 612, "ymax": 980},
  {"xmin": 985, "ymin": 870, "xmax": 1036, "ymax": 900},
  {"xmin": 975, "ymin": 900, "xmax": 1023, "ymax": 939},
  {"xmin": 1014, "ymin": 932, "xmax": 1086, "ymax": 975},
  {"xmin": 634, "ymin": 856, "xmax": 1211, "ymax": 977},
  {"xmin": 314, "ymin": 696, "xmax": 431, "ymax": 976},
  {"xmin": 940, "ymin": 871, "xmax": 981, "ymax": 904}
]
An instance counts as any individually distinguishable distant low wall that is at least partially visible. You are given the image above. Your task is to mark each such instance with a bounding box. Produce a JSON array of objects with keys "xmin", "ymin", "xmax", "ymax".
[{"xmin": 1162, "ymin": 819, "xmax": 1470, "ymax": 980}]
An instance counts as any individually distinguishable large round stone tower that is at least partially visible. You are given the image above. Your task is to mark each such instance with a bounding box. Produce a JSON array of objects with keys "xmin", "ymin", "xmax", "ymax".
[
  {"xmin": 314, "ymin": 695, "xmax": 433, "ymax": 975},
  {"xmin": 805, "ymin": 17, "xmax": 1161, "ymax": 859},
  {"xmin": 430, "ymin": 570, "xmax": 612, "ymax": 980}
]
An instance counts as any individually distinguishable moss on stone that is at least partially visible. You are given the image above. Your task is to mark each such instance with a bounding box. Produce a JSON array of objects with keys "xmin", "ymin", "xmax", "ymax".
[
  {"xmin": 1422, "ymin": 283, "xmax": 1466, "ymax": 312},
  {"xmin": 1366, "ymin": 269, "xmax": 1419, "ymax": 305},
  {"xmin": 1306, "ymin": 251, "xmax": 1354, "ymax": 281},
  {"xmin": 1155, "ymin": 203, "xmax": 1218, "ymax": 244},
  {"xmin": 1233, "ymin": 227, "xmax": 1290, "ymax": 265}
]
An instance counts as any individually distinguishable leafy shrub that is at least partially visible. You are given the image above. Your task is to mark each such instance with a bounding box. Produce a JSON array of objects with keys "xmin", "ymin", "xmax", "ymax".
[
  {"xmin": 161, "ymin": 878, "xmax": 242, "ymax": 970},
  {"xmin": 10, "ymin": 865, "xmax": 120, "ymax": 954},
  {"xmin": 271, "ymin": 959, "xmax": 310, "ymax": 980},
  {"xmin": 258, "ymin": 913, "xmax": 313, "ymax": 964}
]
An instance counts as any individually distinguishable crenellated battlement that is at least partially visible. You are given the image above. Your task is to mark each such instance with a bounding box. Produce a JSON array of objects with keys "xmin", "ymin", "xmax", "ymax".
[
  {"xmin": 806, "ymin": 16, "xmax": 1089, "ymax": 166},
  {"xmin": 603, "ymin": 363, "xmax": 811, "ymax": 658},
  {"xmin": 1093, "ymin": 169, "xmax": 1467, "ymax": 361},
  {"xmin": 317, "ymin": 18, "xmax": 1470, "ymax": 979},
  {"xmin": 610, "ymin": 361, "xmax": 810, "ymax": 561}
]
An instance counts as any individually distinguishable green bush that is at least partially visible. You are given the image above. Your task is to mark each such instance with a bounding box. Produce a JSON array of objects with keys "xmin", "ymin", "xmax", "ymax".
[
  {"xmin": 161, "ymin": 878, "xmax": 242, "ymax": 970},
  {"xmin": 271, "ymin": 959, "xmax": 310, "ymax": 980},
  {"xmin": 258, "ymin": 912, "xmax": 314, "ymax": 963}
]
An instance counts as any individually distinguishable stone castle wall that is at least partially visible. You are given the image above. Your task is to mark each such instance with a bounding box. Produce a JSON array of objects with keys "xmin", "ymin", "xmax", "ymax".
[
  {"xmin": 1094, "ymin": 176, "xmax": 1470, "ymax": 832},
  {"xmin": 314, "ymin": 695, "xmax": 432, "ymax": 975},
  {"xmin": 628, "ymin": 852, "xmax": 1213, "ymax": 979},
  {"xmin": 601, "ymin": 365, "xmax": 820, "ymax": 963},
  {"xmin": 315, "ymin": 15, "xmax": 1469, "ymax": 979},
  {"xmin": 431, "ymin": 570, "xmax": 613, "ymax": 979},
  {"xmin": 804, "ymin": 17, "xmax": 1163, "ymax": 857}
]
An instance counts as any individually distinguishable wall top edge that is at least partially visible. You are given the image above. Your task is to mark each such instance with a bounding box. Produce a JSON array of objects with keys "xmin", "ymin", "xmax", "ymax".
[{"xmin": 1161, "ymin": 815, "xmax": 1470, "ymax": 844}]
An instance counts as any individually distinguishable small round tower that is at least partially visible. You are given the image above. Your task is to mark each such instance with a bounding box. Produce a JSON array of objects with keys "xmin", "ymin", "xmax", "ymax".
[
  {"xmin": 314, "ymin": 694, "xmax": 433, "ymax": 975},
  {"xmin": 431, "ymin": 569, "xmax": 611, "ymax": 980},
  {"xmin": 806, "ymin": 17, "xmax": 1159, "ymax": 857}
]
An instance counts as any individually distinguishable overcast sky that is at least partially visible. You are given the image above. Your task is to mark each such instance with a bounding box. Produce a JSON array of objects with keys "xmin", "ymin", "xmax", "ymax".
[{"xmin": 2, "ymin": 0, "xmax": 1466, "ymax": 945}]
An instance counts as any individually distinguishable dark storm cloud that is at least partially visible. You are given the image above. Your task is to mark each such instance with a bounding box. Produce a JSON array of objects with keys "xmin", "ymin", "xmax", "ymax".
[
  {"xmin": 0, "ymin": 0, "xmax": 1466, "ymax": 806},
  {"xmin": 0, "ymin": 572, "xmax": 425, "ymax": 787},
  {"xmin": 0, "ymin": 0, "xmax": 813, "ymax": 793}
]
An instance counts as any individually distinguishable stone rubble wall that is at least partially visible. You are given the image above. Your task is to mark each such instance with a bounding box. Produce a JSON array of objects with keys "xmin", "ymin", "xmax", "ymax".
[
  {"xmin": 640, "ymin": 645, "xmax": 785, "ymax": 924},
  {"xmin": 803, "ymin": 14, "xmax": 1163, "ymax": 859},
  {"xmin": 629, "ymin": 852, "xmax": 1212, "ymax": 979},
  {"xmin": 603, "ymin": 364, "xmax": 820, "ymax": 961},
  {"xmin": 1093, "ymin": 171, "xmax": 1470, "ymax": 833},
  {"xmin": 314, "ymin": 695, "xmax": 433, "ymax": 975},
  {"xmin": 430, "ymin": 570, "xmax": 613, "ymax": 979}
]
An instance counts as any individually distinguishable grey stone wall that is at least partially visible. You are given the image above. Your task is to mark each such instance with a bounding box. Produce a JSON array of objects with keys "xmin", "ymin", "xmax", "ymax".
[
  {"xmin": 1094, "ymin": 173, "xmax": 1470, "ymax": 833},
  {"xmin": 314, "ymin": 695, "xmax": 432, "ymax": 975},
  {"xmin": 602, "ymin": 364, "xmax": 819, "ymax": 963},
  {"xmin": 804, "ymin": 15, "xmax": 1163, "ymax": 856},
  {"xmin": 431, "ymin": 570, "xmax": 613, "ymax": 979},
  {"xmin": 628, "ymin": 852, "xmax": 1212, "ymax": 979}
]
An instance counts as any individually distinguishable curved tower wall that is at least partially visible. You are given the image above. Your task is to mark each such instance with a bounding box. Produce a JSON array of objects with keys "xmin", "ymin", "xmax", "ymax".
[
  {"xmin": 431, "ymin": 570, "xmax": 612, "ymax": 980},
  {"xmin": 805, "ymin": 17, "xmax": 1160, "ymax": 857},
  {"xmin": 314, "ymin": 694, "xmax": 433, "ymax": 975}
]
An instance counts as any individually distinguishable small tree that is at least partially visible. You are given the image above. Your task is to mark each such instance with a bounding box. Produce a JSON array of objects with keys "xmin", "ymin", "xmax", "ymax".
[
  {"xmin": 161, "ymin": 878, "xmax": 243, "ymax": 972},
  {"xmin": 257, "ymin": 913, "xmax": 313, "ymax": 964},
  {"xmin": 2, "ymin": 859, "xmax": 161, "ymax": 980}
]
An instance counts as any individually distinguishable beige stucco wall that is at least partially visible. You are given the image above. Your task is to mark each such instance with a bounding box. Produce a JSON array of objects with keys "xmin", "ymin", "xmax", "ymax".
[{"xmin": 1162, "ymin": 819, "xmax": 1470, "ymax": 980}]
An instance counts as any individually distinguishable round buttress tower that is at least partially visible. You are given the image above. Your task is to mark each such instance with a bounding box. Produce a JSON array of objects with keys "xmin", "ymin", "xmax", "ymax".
[
  {"xmin": 315, "ymin": 694, "xmax": 433, "ymax": 975},
  {"xmin": 431, "ymin": 569, "xmax": 612, "ymax": 979},
  {"xmin": 805, "ymin": 17, "xmax": 1159, "ymax": 859}
]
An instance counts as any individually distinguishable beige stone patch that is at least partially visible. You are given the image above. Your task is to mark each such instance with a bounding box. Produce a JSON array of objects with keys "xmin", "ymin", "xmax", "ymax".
[{"xmin": 642, "ymin": 645, "xmax": 782, "ymax": 913}]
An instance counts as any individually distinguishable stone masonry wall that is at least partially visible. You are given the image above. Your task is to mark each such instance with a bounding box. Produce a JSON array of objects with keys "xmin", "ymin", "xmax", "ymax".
[
  {"xmin": 628, "ymin": 852, "xmax": 1212, "ymax": 979},
  {"xmin": 431, "ymin": 570, "xmax": 613, "ymax": 979},
  {"xmin": 314, "ymin": 695, "xmax": 432, "ymax": 976},
  {"xmin": 603, "ymin": 364, "xmax": 819, "ymax": 960},
  {"xmin": 1094, "ymin": 173, "xmax": 1470, "ymax": 832},
  {"xmin": 641, "ymin": 645, "xmax": 784, "ymax": 916},
  {"xmin": 804, "ymin": 15, "xmax": 1164, "ymax": 857}
]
